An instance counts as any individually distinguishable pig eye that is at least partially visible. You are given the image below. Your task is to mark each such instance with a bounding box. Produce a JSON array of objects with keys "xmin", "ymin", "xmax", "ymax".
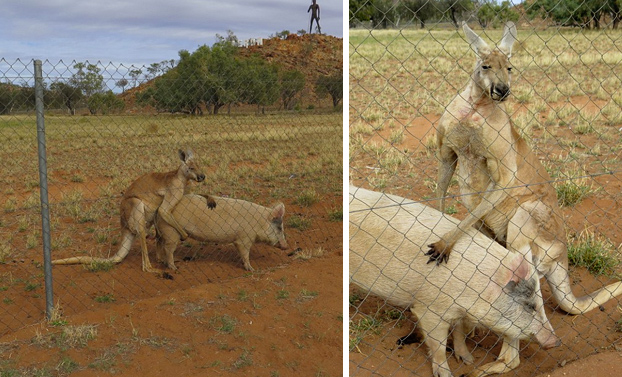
[{"xmin": 527, "ymin": 303, "xmax": 536, "ymax": 312}]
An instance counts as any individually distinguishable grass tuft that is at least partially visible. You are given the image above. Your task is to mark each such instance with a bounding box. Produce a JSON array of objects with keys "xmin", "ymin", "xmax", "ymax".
[{"xmin": 568, "ymin": 229, "xmax": 620, "ymax": 277}]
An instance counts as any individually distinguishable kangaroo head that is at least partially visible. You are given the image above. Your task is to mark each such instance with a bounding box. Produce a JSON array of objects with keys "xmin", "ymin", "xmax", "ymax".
[
  {"xmin": 463, "ymin": 21, "xmax": 517, "ymax": 102},
  {"xmin": 178, "ymin": 148, "xmax": 206, "ymax": 182}
]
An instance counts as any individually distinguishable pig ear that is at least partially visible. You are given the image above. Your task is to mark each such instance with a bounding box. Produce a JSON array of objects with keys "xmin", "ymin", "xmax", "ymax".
[
  {"xmin": 508, "ymin": 252, "xmax": 531, "ymax": 284},
  {"xmin": 271, "ymin": 203, "xmax": 285, "ymax": 220}
]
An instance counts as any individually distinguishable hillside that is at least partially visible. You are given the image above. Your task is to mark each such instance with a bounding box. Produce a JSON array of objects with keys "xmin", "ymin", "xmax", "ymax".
[{"xmin": 121, "ymin": 34, "xmax": 343, "ymax": 112}]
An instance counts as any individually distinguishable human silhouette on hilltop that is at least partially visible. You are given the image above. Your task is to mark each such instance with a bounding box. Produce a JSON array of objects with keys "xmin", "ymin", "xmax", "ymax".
[{"xmin": 308, "ymin": 0, "xmax": 321, "ymax": 34}]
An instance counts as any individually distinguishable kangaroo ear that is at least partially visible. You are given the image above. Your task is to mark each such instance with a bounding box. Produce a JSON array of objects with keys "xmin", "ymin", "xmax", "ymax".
[
  {"xmin": 499, "ymin": 21, "xmax": 517, "ymax": 58},
  {"xmin": 179, "ymin": 148, "xmax": 194, "ymax": 162},
  {"xmin": 462, "ymin": 21, "xmax": 491, "ymax": 57}
]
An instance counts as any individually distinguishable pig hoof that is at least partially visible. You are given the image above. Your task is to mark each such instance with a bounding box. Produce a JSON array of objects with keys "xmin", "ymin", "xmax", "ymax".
[
  {"xmin": 456, "ymin": 351, "xmax": 474, "ymax": 365},
  {"xmin": 425, "ymin": 244, "xmax": 449, "ymax": 265}
]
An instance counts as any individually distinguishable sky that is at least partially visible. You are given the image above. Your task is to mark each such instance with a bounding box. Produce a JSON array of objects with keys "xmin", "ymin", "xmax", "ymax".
[{"xmin": 1, "ymin": 0, "xmax": 343, "ymax": 68}]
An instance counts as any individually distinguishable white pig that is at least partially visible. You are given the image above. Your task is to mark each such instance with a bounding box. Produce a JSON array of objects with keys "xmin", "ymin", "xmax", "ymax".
[
  {"xmin": 155, "ymin": 194, "xmax": 288, "ymax": 271},
  {"xmin": 349, "ymin": 186, "xmax": 560, "ymax": 377}
]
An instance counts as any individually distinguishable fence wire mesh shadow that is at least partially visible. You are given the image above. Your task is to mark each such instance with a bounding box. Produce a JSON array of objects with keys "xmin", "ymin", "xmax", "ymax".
[
  {"xmin": 0, "ymin": 53, "xmax": 342, "ymax": 337},
  {"xmin": 350, "ymin": 3, "xmax": 622, "ymax": 377}
]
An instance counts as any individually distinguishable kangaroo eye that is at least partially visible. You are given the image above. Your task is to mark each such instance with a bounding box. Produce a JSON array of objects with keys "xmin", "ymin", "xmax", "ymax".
[
  {"xmin": 507, "ymin": 67, "xmax": 513, "ymax": 72},
  {"xmin": 482, "ymin": 65, "xmax": 491, "ymax": 70}
]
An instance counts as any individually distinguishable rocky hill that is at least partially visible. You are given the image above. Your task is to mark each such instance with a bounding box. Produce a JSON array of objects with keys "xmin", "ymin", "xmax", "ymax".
[{"xmin": 121, "ymin": 34, "xmax": 342, "ymax": 112}]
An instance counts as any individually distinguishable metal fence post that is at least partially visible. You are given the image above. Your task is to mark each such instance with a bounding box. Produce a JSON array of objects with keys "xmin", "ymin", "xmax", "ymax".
[{"xmin": 34, "ymin": 59, "xmax": 54, "ymax": 320}]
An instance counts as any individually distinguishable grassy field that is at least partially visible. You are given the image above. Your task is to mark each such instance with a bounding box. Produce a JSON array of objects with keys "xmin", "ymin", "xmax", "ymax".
[
  {"xmin": 0, "ymin": 109, "xmax": 342, "ymax": 324},
  {"xmin": 0, "ymin": 110, "xmax": 343, "ymax": 376},
  {"xmin": 350, "ymin": 26, "xmax": 622, "ymax": 377}
]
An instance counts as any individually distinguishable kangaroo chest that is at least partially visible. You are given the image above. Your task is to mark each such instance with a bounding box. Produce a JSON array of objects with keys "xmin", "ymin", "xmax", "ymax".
[{"xmin": 444, "ymin": 110, "xmax": 513, "ymax": 209}]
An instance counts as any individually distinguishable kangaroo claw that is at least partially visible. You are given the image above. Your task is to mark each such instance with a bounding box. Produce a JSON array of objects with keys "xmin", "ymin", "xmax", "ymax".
[{"xmin": 425, "ymin": 243, "xmax": 450, "ymax": 265}]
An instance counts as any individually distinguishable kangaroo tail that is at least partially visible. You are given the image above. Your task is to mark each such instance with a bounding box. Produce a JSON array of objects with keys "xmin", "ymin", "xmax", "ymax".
[
  {"xmin": 52, "ymin": 255, "xmax": 123, "ymax": 265},
  {"xmin": 546, "ymin": 261, "xmax": 622, "ymax": 314},
  {"xmin": 52, "ymin": 230, "xmax": 134, "ymax": 266}
]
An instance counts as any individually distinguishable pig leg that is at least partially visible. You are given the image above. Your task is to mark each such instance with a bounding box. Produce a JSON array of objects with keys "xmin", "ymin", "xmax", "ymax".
[
  {"xmin": 412, "ymin": 307, "xmax": 453, "ymax": 377},
  {"xmin": 466, "ymin": 338, "xmax": 520, "ymax": 377},
  {"xmin": 234, "ymin": 238, "xmax": 254, "ymax": 271},
  {"xmin": 452, "ymin": 321, "xmax": 474, "ymax": 364}
]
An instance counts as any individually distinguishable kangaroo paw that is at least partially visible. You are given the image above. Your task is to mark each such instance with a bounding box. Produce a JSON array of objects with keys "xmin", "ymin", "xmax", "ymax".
[{"xmin": 425, "ymin": 242, "xmax": 451, "ymax": 265}]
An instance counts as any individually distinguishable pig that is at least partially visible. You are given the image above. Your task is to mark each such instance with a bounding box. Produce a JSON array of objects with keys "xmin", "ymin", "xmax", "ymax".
[
  {"xmin": 154, "ymin": 194, "xmax": 288, "ymax": 271},
  {"xmin": 349, "ymin": 186, "xmax": 560, "ymax": 377}
]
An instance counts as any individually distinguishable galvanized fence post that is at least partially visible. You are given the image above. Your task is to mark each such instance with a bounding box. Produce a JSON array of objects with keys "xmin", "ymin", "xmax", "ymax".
[{"xmin": 33, "ymin": 59, "xmax": 54, "ymax": 320}]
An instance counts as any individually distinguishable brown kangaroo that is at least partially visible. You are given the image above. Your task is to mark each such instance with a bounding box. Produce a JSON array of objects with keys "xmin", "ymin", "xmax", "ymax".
[{"xmin": 428, "ymin": 22, "xmax": 622, "ymax": 314}]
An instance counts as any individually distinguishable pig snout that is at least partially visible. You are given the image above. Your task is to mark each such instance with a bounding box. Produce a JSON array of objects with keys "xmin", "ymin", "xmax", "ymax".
[
  {"xmin": 277, "ymin": 239, "xmax": 289, "ymax": 250},
  {"xmin": 534, "ymin": 326, "xmax": 561, "ymax": 350}
]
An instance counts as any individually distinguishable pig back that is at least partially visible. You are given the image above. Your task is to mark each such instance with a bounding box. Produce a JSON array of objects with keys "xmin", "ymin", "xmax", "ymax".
[
  {"xmin": 172, "ymin": 194, "xmax": 272, "ymax": 243},
  {"xmin": 349, "ymin": 186, "xmax": 517, "ymax": 312}
]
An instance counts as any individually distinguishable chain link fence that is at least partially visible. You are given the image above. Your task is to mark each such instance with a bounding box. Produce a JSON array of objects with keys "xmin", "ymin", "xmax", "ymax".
[
  {"xmin": 0, "ymin": 48, "xmax": 342, "ymax": 337},
  {"xmin": 350, "ymin": 1, "xmax": 622, "ymax": 376}
]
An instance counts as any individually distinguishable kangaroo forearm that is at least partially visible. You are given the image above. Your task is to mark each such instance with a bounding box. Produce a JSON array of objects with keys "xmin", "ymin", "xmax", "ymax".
[{"xmin": 158, "ymin": 210, "xmax": 187, "ymax": 236}]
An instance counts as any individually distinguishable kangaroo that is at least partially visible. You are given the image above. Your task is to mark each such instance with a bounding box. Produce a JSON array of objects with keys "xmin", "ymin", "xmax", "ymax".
[
  {"xmin": 427, "ymin": 22, "xmax": 622, "ymax": 314},
  {"xmin": 52, "ymin": 148, "xmax": 211, "ymax": 275},
  {"xmin": 155, "ymin": 194, "xmax": 288, "ymax": 271},
  {"xmin": 350, "ymin": 186, "xmax": 560, "ymax": 377}
]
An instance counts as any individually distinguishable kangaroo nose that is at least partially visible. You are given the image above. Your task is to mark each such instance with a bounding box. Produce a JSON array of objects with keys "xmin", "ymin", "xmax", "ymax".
[
  {"xmin": 491, "ymin": 84, "xmax": 510, "ymax": 101},
  {"xmin": 197, "ymin": 174, "xmax": 206, "ymax": 182}
]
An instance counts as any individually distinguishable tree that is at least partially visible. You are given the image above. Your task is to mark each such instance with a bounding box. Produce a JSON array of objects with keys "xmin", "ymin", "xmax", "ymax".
[
  {"xmin": 239, "ymin": 56, "xmax": 280, "ymax": 114},
  {"xmin": 439, "ymin": 0, "xmax": 474, "ymax": 27},
  {"xmin": 275, "ymin": 30, "xmax": 291, "ymax": 39},
  {"xmin": 399, "ymin": 0, "xmax": 437, "ymax": 28},
  {"xmin": 69, "ymin": 62, "xmax": 104, "ymax": 98},
  {"xmin": 610, "ymin": 0, "xmax": 622, "ymax": 28},
  {"xmin": 50, "ymin": 82, "xmax": 82, "ymax": 115},
  {"xmin": 0, "ymin": 83, "xmax": 15, "ymax": 115},
  {"xmin": 371, "ymin": 0, "xmax": 399, "ymax": 28},
  {"xmin": 477, "ymin": 0, "xmax": 519, "ymax": 28},
  {"xmin": 526, "ymin": 0, "xmax": 604, "ymax": 28},
  {"xmin": 144, "ymin": 37, "xmax": 243, "ymax": 115},
  {"xmin": 116, "ymin": 78, "xmax": 129, "ymax": 93},
  {"xmin": 349, "ymin": 0, "xmax": 375, "ymax": 27},
  {"xmin": 129, "ymin": 68, "xmax": 143, "ymax": 88},
  {"xmin": 280, "ymin": 69, "xmax": 305, "ymax": 110},
  {"xmin": 146, "ymin": 63, "xmax": 161, "ymax": 79},
  {"xmin": 316, "ymin": 71, "xmax": 343, "ymax": 108},
  {"xmin": 87, "ymin": 91, "xmax": 125, "ymax": 115}
]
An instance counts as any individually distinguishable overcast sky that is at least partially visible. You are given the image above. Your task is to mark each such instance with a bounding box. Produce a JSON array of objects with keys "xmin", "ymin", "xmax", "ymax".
[{"xmin": 2, "ymin": 0, "xmax": 343, "ymax": 67}]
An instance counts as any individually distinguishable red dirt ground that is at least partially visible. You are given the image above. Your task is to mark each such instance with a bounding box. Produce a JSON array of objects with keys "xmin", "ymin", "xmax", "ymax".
[{"xmin": 0, "ymin": 159, "xmax": 343, "ymax": 376}]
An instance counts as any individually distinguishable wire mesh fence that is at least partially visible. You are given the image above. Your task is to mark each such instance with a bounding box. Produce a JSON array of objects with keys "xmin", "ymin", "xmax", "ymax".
[
  {"xmin": 349, "ymin": 2, "xmax": 622, "ymax": 376},
  {"xmin": 0, "ymin": 49, "xmax": 343, "ymax": 337}
]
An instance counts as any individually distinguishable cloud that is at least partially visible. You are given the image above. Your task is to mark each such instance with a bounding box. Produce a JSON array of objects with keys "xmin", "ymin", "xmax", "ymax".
[{"xmin": 1, "ymin": 0, "xmax": 342, "ymax": 65}]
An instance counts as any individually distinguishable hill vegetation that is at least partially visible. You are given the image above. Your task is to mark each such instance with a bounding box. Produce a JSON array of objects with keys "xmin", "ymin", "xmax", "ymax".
[{"xmin": 0, "ymin": 33, "xmax": 342, "ymax": 116}]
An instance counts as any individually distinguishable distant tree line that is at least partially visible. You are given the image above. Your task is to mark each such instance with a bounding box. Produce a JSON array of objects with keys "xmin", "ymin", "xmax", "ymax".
[
  {"xmin": 350, "ymin": 0, "xmax": 622, "ymax": 29},
  {"xmin": 525, "ymin": 0, "xmax": 622, "ymax": 29},
  {"xmin": 0, "ymin": 62, "xmax": 124, "ymax": 116}
]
